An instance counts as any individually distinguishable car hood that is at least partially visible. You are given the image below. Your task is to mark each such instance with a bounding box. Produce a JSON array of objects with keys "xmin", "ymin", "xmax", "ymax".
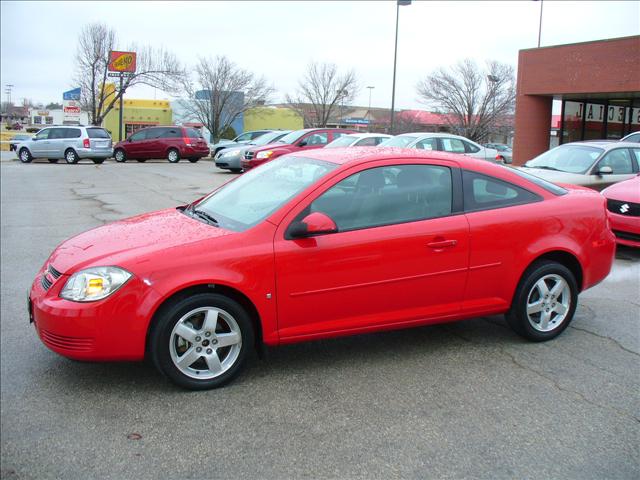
[
  {"xmin": 601, "ymin": 175, "xmax": 640, "ymax": 203},
  {"xmin": 518, "ymin": 167, "xmax": 591, "ymax": 185},
  {"xmin": 246, "ymin": 142, "xmax": 293, "ymax": 154},
  {"xmin": 48, "ymin": 208, "xmax": 233, "ymax": 274}
]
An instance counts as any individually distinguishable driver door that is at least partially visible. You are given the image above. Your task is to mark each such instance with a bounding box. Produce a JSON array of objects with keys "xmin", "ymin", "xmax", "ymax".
[
  {"xmin": 31, "ymin": 128, "xmax": 53, "ymax": 157},
  {"xmin": 273, "ymin": 161, "xmax": 469, "ymax": 342}
]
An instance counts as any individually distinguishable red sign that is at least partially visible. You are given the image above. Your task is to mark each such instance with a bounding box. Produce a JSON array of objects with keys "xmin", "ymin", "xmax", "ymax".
[
  {"xmin": 108, "ymin": 51, "xmax": 137, "ymax": 73},
  {"xmin": 64, "ymin": 106, "xmax": 81, "ymax": 114}
]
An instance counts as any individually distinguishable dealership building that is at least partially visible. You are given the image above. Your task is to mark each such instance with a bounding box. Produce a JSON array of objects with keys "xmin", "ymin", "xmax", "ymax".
[{"xmin": 513, "ymin": 35, "xmax": 640, "ymax": 164}]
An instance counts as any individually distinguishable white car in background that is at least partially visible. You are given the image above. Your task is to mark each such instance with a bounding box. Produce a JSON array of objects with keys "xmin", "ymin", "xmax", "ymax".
[
  {"xmin": 324, "ymin": 133, "xmax": 392, "ymax": 148},
  {"xmin": 379, "ymin": 132, "xmax": 500, "ymax": 163}
]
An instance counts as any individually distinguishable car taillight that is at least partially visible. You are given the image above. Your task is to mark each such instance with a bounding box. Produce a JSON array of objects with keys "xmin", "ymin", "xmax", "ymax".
[
  {"xmin": 83, "ymin": 138, "xmax": 90, "ymax": 148},
  {"xmin": 183, "ymin": 137, "xmax": 193, "ymax": 146}
]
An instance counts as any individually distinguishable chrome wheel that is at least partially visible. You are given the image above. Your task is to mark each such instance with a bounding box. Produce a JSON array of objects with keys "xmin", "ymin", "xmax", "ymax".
[
  {"xmin": 167, "ymin": 149, "xmax": 179, "ymax": 163},
  {"xmin": 65, "ymin": 149, "xmax": 78, "ymax": 164},
  {"xmin": 114, "ymin": 149, "xmax": 126, "ymax": 162},
  {"xmin": 526, "ymin": 274, "xmax": 571, "ymax": 332},
  {"xmin": 169, "ymin": 307, "xmax": 242, "ymax": 380},
  {"xmin": 19, "ymin": 149, "xmax": 32, "ymax": 163}
]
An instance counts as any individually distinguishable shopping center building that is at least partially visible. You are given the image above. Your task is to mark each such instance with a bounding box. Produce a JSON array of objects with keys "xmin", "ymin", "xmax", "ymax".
[{"xmin": 513, "ymin": 35, "xmax": 640, "ymax": 164}]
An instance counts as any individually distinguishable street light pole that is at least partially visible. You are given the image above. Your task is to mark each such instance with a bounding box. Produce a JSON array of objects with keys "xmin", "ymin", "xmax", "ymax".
[
  {"xmin": 537, "ymin": 0, "xmax": 543, "ymax": 47},
  {"xmin": 390, "ymin": 0, "xmax": 411, "ymax": 134},
  {"xmin": 366, "ymin": 86, "xmax": 375, "ymax": 122}
]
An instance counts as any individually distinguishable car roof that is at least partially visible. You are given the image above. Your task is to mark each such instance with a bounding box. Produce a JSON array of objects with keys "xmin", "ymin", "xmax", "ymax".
[
  {"xmin": 296, "ymin": 146, "xmax": 490, "ymax": 168},
  {"xmin": 342, "ymin": 133, "xmax": 392, "ymax": 138},
  {"xmin": 560, "ymin": 140, "xmax": 637, "ymax": 150}
]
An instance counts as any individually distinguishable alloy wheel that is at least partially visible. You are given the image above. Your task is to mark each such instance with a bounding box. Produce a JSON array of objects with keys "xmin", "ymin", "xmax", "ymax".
[{"xmin": 525, "ymin": 274, "xmax": 571, "ymax": 332}]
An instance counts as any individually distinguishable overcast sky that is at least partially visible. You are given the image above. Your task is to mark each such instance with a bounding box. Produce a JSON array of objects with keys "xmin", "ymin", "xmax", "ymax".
[{"xmin": 1, "ymin": 0, "xmax": 638, "ymax": 111}]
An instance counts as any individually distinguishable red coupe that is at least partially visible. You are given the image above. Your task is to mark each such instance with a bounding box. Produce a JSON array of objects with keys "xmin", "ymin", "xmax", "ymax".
[{"xmin": 29, "ymin": 149, "xmax": 616, "ymax": 389}]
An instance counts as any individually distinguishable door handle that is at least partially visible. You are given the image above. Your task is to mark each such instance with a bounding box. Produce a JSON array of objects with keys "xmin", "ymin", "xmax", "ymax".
[{"xmin": 427, "ymin": 239, "xmax": 457, "ymax": 249}]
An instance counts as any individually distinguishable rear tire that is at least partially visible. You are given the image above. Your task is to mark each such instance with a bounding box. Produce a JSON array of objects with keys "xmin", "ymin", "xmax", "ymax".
[
  {"xmin": 149, "ymin": 293, "xmax": 254, "ymax": 390},
  {"xmin": 167, "ymin": 148, "xmax": 180, "ymax": 163},
  {"xmin": 64, "ymin": 149, "xmax": 79, "ymax": 164},
  {"xmin": 506, "ymin": 260, "xmax": 578, "ymax": 342},
  {"xmin": 19, "ymin": 148, "xmax": 32, "ymax": 163},
  {"xmin": 114, "ymin": 149, "xmax": 126, "ymax": 163}
]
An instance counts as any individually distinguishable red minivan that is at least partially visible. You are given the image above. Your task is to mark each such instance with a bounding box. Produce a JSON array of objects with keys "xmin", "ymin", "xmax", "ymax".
[
  {"xmin": 242, "ymin": 128, "xmax": 356, "ymax": 170},
  {"xmin": 113, "ymin": 126, "xmax": 209, "ymax": 163}
]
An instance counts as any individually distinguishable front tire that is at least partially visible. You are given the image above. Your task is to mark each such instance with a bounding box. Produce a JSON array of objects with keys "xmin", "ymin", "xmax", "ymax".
[
  {"xmin": 19, "ymin": 148, "xmax": 32, "ymax": 163},
  {"xmin": 64, "ymin": 149, "xmax": 79, "ymax": 164},
  {"xmin": 149, "ymin": 293, "xmax": 254, "ymax": 390},
  {"xmin": 167, "ymin": 148, "xmax": 180, "ymax": 163},
  {"xmin": 506, "ymin": 260, "xmax": 578, "ymax": 341}
]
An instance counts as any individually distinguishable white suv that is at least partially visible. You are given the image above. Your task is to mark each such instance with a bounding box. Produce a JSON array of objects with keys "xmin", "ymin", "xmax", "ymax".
[{"xmin": 16, "ymin": 126, "xmax": 113, "ymax": 164}]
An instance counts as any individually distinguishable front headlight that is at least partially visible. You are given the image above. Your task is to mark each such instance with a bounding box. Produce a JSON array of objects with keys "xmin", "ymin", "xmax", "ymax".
[
  {"xmin": 60, "ymin": 266, "xmax": 132, "ymax": 302},
  {"xmin": 256, "ymin": 150, "xmax": 274, "ymax": 159},
  {"xmin": 220, "ymin": 150, "xmax": 239, "ymax": 158}
]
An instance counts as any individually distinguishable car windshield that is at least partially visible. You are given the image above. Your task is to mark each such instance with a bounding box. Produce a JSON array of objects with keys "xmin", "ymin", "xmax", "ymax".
[
  {"xmin": 524, "ymin": 145, "xmax": 603, "ymax": 174},
  {"xmin": 325, "ymin": 135, "xmax": 357, "ymax": 148},
  {"xmin": 276, "ymin": 130, "xmax": 309, "ymax": 144},
  {"xmin": 253, "ymin": 131, "xmax": 290, "ymax": 146},
  {"xmin": 495, "ymin": 145, "xmax": 511, "ymax": 152},
  {"xmin": 379, "ymin": 136, "xmax": 418, "ymax": 147},
  {"xmin": 193, "ymin": 156, "xmax": 337, "ymax": 231}
]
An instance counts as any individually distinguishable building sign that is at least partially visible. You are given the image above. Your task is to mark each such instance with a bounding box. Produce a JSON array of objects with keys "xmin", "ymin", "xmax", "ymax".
[
  {"xmin": 63, "ymin": 87, "xmax": 82, "ymax": 123},
  {"xmin": 108, "ymin": 51, "xmax": 137, "ymax": 73},
  {"xmin": 344, "ymin": 118, "xmax": 370, "ymax": 125}
]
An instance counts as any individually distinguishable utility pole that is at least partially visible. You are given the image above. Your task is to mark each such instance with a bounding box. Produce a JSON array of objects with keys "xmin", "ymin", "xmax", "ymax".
[
  {"xmin": 390, "ymin": 0, "xmax": 411, "ymax": 134},
  {"xmin": 366, "ymin": 86, "xmax": 375, "ymax": 122}
]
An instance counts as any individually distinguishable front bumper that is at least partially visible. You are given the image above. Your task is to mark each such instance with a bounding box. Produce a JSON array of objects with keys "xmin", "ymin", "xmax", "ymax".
[
  {"xmin": 215, "ymin": 155, "xmax": 242, "ymax": 170},
  {"xmin": 29, "ymin": 264, "xmax": 156, "ymax": 361},
  {"xmin": 609, "ymin": 211, "xmax": 640, "ymax": 247},
  {"xmin": 241, "ymin": 158, "xmax": 268, "ymax": 170}
]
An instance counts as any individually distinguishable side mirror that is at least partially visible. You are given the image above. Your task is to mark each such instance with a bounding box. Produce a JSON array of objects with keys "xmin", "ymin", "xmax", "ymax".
[
  {"xmin": 288, "ymin": 212, "xmax": 338, "ymax": 239},
  {"xmin": 298, "ymin": 140, "xmax": 308, "ymax": 147},
  {"xmin": 597, "ymin": 165, "xmax": 613, "ymax": 175}
]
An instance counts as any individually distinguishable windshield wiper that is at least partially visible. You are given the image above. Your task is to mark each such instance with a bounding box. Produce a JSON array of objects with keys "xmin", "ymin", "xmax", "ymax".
[
  {"xmin": 190, "ymin": 208, "xmax": 218, "ymax": 226},
  {"xmin": 526, "ymin": 165, "xmax": 561, "ymax": 171}
]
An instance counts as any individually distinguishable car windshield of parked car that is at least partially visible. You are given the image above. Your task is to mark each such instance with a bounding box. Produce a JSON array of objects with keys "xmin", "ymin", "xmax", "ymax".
[
  {"xmin": 325, "ymin": 135, "xmax": 357, "ymax": 148},
  {"xmin": 253, "ymin": 131, "xmax": 290, "ymax": 146},
  {"xmin": 379, "ymin": 136, "xmax": 418, "ymax": 147},
  {"xmin": 276, "ymin": 130, "xmax": 309, "ymax": 145},
  {"xmin": 524, "ymin": 145, "xmax": 603, "ymax": 174},
  {"xmin": 495, "ymin": 145, "xmax": 511, "ymax": 152},
  {"xmin": 193, "ymin": 156, "xmax": 337, "ymax": 231}
]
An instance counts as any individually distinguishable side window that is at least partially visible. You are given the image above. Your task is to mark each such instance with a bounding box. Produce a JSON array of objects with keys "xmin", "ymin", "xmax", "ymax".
[
  {"xmin": 415, "ymin": 138, "xmax": 438, "ymax": 150},
  {"xmin": 48, "ymin": 128, "xmax": 65, "ymax": 139},
  {"xmin": 235, "ymin": 133, "xmax": 253, "ymax": 142},
  {"xmin": 34, "ymin": 129, "xmax": 50, "ymax": 140},
  {"xmin": 440, "ymin": 138, "xmax": 466, "ymax": 153},
  {"xmin": 304, "ymin": 132, "xmax": 329, "ymax": 146},
  {"xmin": 129, "ymin": 130, "xmax": 147, "ymax": 142},
  {"xmin": 631, "ymin": 148, "xmax": 640, "ymax": 170},
  {"xmin": 463, "ymin": 170, "xmax": 541, "ymax": 212},
  {"xmin": 597, "ymin": 149, "xmax": 633, "ymax": 174},
  {"xmin": 354, "ymin": 137, "xmax": 378, "ymax": 147},
  {"xmin": 463, "ymin": 141, "xmax": 480, "ymax": 153},
  {"xmin": 145, "ymin": 128, "xmax": 164, "ymax": 139},
  {"xmin": 305, "ymin": 164, "xmax": 453, "ymax": 232},
  {"xmin": 65, "ymin": 128, "xmax": 81, "ymax": 138},
  {"xmin": 332, "ymin": 132, "xmax": 347, "ymax": 141},
  {"xmin": 165, "ymin": 129, "xmax": 181, "ymax": 138}
]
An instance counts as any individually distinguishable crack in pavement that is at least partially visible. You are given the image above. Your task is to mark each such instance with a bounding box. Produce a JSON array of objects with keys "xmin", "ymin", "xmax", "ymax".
[{"xmin": 447, "ymin": 326, "xmax": 640, "ymax": 424}]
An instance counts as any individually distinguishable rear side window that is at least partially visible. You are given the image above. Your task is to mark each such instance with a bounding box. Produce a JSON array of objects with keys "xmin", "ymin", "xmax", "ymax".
[
  {"xmin": 463, "ymin": 170, "xmax": 542, "ymax": 212},
  {"xmin": 64, "ymin": 128, "xmax": 82, "ymax": 138},
  {"xmin": 186, "ymin": 128, "xmax": 203, "ymax": 139},
  {"xmin": 441, "ymin": 138, "xmax": 466, "ymax": 153},
  {"xmin": 165, "ymin": 128, "xmax": 181, "ymax": 138},
  {"xmin": 48, "ymin": 128, "xmax": 66, "ymax": 139},
  {"xmin": 130, "ymin": 130, "xmax": 147, "ymax": 141},
  {"xmin": 86, "ymin": 128, "xmax": 110, "ymax": 139},
  {"xmin": 463, "ymin": 141, "xmax": 480, "ymax": 153}
]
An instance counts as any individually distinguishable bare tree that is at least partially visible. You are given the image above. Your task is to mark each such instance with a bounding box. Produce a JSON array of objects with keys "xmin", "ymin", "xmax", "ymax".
[
  {"xmin": 74, "ymin": 23, "xmax": 183, "ymax": 126},
  {"xmin": 286, "ymin": 62, "xmax": 359, "ymax": 128},
  {"xmin": 174, "ymin": 56, "xmax": 275, "ymax": 142},
  {"xmin": 416, "ymin": 59, "xmax": 515, "ymax": 142}
]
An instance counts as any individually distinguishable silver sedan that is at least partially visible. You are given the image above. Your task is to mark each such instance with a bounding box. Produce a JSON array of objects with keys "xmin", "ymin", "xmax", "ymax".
[{"xmin": 379, "ymin": 132, "xmax": 500, "ymax": 162}]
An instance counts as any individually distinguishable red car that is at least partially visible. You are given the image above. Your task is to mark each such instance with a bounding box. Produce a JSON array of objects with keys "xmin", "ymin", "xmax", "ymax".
[
  {"xmin": 113, "ymin": 126, "xmax": 209, "ymax": 163},
  {"xmin": 241, "ymin": 128, "xmax": 356, "ymax": 170},
  {"xmin": 29, "ymin": 149, "xmax": 615, "ymax": 390},
  {"xmin": 601, "ymin": 174, "xmax": 640, "ymax": 247}
]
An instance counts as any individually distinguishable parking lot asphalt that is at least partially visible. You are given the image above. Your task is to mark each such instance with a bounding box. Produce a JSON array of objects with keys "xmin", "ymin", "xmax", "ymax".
[{"xmin": 1, "ymin": 157, "xmax": 639, "ymax": 480}]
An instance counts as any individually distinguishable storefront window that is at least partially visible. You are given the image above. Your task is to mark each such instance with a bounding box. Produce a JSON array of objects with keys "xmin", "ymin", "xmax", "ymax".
[
  {"xmin": 606, "ymin": 105, "xmax": 627, "ymax": 139},
  {"xmin": 45, "ymin": 116, "xmax": 54, "ymax": 125},
  {"xmin": 562, "ymin": 101, "xmax": 583, "ymax": 143},
  {"xmin": 583, "ymin": 103, "xmax": 605, "ymax": 140},
  {"xmin": 33, "ymin": 116, "xmax": 42, "ymax": 124}
]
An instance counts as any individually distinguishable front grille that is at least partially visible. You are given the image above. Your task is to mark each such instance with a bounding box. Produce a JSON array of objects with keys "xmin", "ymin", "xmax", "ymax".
[
  {"xmin": 613, "ymin": 230, "xmax": 640, "ymax": 242},
  {"xmin": 41, "ymin": 275, "xmax": 53, "ymax": 290},
  {"xmin": 607, "ymin": 198, "xmax": 640, "ymax": 217},
  {"xmin": 40, "ymin": 330, "xmax": 94, "ymax": 352},
  {"xmin": 244, "ymin": 151, "xmax": 255, "ymax": 160},
  {"xmin": 48, "ymin": 264, "xmax": 62, "ymax": 279}
]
